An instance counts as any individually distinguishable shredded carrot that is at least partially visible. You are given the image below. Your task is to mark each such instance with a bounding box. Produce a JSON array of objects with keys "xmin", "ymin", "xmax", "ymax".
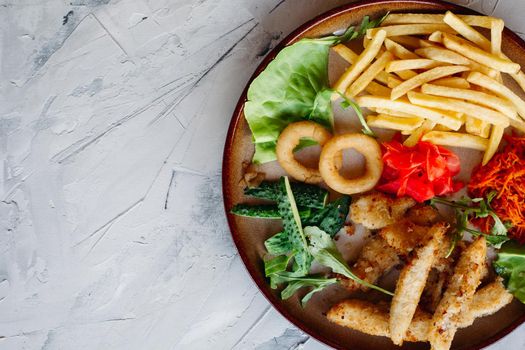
[{"xmin": 468, "ymin": 135, "xmax": 525, "ymax": 243}]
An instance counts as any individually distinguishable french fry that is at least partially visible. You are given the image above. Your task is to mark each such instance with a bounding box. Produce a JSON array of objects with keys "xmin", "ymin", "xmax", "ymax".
[
  {"xmin": 483, "ymin": 125, "xmax": 504, "ymax": 165},
  {"xmin": 367, "ymin": 24, "xmax": 456, "ymax": 39},
  {"xmin": 429, "ymin": 237, "xmax": 487, "ymax": 350},
  {"xmin": 491, "ymin": 18, "xmax": 504, "ymax": 55},
  {"xmin": 428, "ymin": 31, "xmax": 443, "ymax": 43},
  {"xmin": 346, "ymin": 51, "xmax": 394, "ymax": 97},
  {"xmin": 431, "ymin": 77, "xmax": 471, "ymax": 89},
  {"xmin": 421, "ymin": 83, "xmax": 517, "ymax": 119},
  {"xmin": 421, "ymin": 131, "xmax": 489, "ymax": 151},
  {"xmin": 467, "ymin": 71, "xmax": 525, "ymax": 119},
  {"xmin": 389, "ymin": 223, "xmax": 446, "ymax": 345},
  {"xmin": 415, "ymin": 46, "xmax": 471, "ymax": 65},
  {"xmin": 356, "ymin": 95, "xmax": 462, "ymax": 130},
  {"xmin": 404, "ymin": 120, "xmax": 437, "ymax": 146},
  {"xmin": 465, "ymin": 116, "xmax": 491, "ymax": 138},
  {"xmin": 389, "ymin": 35, "xmax": 421, "ymax": 49},
  {"xmin": 381, "ymin": 13, "xmax": 497, "ymax": 29},
  {"xmin": 374, "ymin": 108, "xmax": 420, "ymax": 118},
  {"xmin": 395, "ymin": 70, "xmax": 418, "ymax": 80},
  {"xmin": 419, "ymin": 39, "xmax": 438, "ymax": 48},
  {"xmin": 332, "ymin": 30, "xmax": 387, "ymax": 100},
  {"xmin": 442, "ymin": 33, "xmax": 520, "ymax": 74},
  {"xmin": 386, "ymin": 59, "xmax": 443, "ymax": 72},
  {"xmin": 332, "ymin": 44, "xmax": 392, "ymax": 85},
  {"xmin": 367, "ymin": 114, "xmax": 423, "ymax": 131},
  {"xmin": 407, "ymin": 91, "xmax": 509, "ymax": 127},
  {"xmin": 443, "ymin": 11, "xmax": 491, "ymax": 51},
  {"xmin": 365, "ymin": 81, "xmax": 391, "ymax": 97},
  {"xmin": 384, "ymin": 38, "xmax": 419, "ymax": 59},
  {"xmin": 391, "ymin": 65, "xmax": 470, "ymax": 100},
  {"xmin": 332, "ymin": 44, "xmax": 358, "ymax": 62},
  {"xmin": 387, "ymin": 75, "xmax": 403, "ymax": 88}
]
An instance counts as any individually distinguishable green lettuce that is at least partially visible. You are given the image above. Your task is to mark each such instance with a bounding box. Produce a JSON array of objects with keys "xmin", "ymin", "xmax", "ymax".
[{"xmin": 494, "ymin": 241, "xmax": 525, "ymax": 303}]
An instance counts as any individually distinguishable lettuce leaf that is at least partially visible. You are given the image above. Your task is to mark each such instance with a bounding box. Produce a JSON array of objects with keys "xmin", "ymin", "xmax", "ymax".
[{"xmin": 494, "ymin": 240, "xmax": 525, "ymax": 303}]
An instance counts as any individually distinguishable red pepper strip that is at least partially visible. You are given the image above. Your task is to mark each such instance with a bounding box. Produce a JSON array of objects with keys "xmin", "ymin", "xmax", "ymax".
[{"xmin": 376, "ymin": 140, "xmax": 463, "ymax": 202}]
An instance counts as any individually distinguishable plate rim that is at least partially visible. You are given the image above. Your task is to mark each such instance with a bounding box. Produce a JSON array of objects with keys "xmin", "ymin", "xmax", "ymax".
[{"xmin": 222, "ymin": 1, "xmax": 525, "ymax": 349}]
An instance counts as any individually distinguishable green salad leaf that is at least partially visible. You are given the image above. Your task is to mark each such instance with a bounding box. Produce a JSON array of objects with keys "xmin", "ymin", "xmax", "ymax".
[
  {"xmin": 244, "ymin": 180, "xmax": 328, "ymax": 209},
  {"xmin": 245, "ymin": 15, "xmax": 386, "ymax": 163},
  {"xmin": 304, "ymin": 226, "xmax": 394, "ymax": 296},
  {"xmin": 277, "ymin": 176, "xmax": 312, "ymax": 275},
  {"xmin": 303, "ymin": 196, "xmax": 351, "ymax": 236},
  {"xmin": 494, "ymin": 241, "xmax": 525, "ymax": 304}
]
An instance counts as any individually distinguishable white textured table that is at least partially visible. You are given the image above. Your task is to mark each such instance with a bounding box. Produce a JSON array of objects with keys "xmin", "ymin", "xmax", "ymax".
[{"xmin": 1, "ymin": 0, "xmax": 524, "ymax": 349}]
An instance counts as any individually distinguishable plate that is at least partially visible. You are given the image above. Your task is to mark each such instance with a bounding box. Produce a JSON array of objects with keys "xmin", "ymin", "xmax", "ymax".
[{"xmin": 222, "ymin": 1, "xmax": 525, "ymax": 349}]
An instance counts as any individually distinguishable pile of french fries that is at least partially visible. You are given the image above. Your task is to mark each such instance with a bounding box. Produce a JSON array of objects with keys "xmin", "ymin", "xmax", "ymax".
[{"xmin": 332, "ymin": 11, "xmax": 525, "ymax": 165}]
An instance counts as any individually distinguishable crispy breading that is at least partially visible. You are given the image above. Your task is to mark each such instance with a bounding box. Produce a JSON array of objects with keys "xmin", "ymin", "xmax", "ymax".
[
  {"xmin": 327, "ymin": 299, "xmax": 391, "ymax": 337},
  {"xmin": 350, "ymin": 192, "xmax": 416, "ymax": 229},
  {"xmin": 389, "ymin": 222, "xmax": 447, "ymax": 345},
  {"xmin": 428, "ymin": 237, "xmax": 487, "ymax": 350},
  {"xmin": 459, "ymin": 277, "xmax": 514, "ymax": 327},
  {"xmin": 328, "ymin": 279, "xmax": 511, "ymax": 343},
  {"xmin": 340, "ymin": 235, "xmax": 400, "ymax": 292},
  {"xmin": 421, "ymin": 235, "xmax": 456, "ymax": 312},
  {"xmin": 405, "ymin": 205, "xmax": 441, "ymax": 226},
  {"xmin": 379, "ymin": 219, "xmax": 433, "ymax": 254}
]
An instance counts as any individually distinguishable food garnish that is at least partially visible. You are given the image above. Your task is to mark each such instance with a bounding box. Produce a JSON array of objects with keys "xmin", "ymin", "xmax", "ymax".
[
  {"xmin": 468, "ymin": 135, "xmax": 525, "ymax": 243},
  {"xmin": 494, "ymin": 241, "xmax": 525, "ymax": 303},
  {"xmin": 244, "ymin": 15, "xmax": 386, "ymax": 163},
  {"xmin": 377, "ymin": 140, "xmax": 463, "ymax": 202},
  {"xmin": 319, "ymin": 133, "xmax": 383, "ymax": 195},
  {"xmin": 430, "ymin": 192, "xmax": 510, "ymax": 254}
]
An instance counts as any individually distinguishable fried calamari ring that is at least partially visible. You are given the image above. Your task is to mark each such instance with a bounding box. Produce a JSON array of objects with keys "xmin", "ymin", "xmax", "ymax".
[
  {"xmin": 276, "ymin": 121, "xmax": 332, "ymax": 184},
  {"xmin": 319, "ymin": 133, "xmax": 383, "ymax": 194}
]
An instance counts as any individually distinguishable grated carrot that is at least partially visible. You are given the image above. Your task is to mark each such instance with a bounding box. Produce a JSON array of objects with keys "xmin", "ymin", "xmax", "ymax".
[{"xmin": 468, "ymin": 135, "xmax": 525, "ymax": 243}]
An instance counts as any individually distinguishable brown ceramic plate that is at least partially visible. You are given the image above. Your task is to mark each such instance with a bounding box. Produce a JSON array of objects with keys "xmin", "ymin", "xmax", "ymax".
[{"xmin": 222, "ymin": 1, "xmax": 525, "ymax": 349}]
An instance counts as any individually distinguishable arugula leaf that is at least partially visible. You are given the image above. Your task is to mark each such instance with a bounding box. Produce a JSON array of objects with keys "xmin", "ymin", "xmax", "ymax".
[
  {"xmin": 304, "ymin": 226, "xmax": 394, "ymax": 296},
  {"xmin": 244, "ymin": 15, "xmax": 386, "ymax": 163},
  {"xmin": 281, "ymin": 276, "xmax": 338, "ymax": 306},
  {"xmin": 264, "ymin": 254, "xmax": 292, "ymax": 279},
  {"xmin": 265, "ymin": 231, "xmax": 292, "ymax": 256},
  {"xmin": 430, "ymin": 194, "xmax": 511, "ymax": 250},
  {"xmin": 494, "ymin": 241, "xmax": 525, "ymax": 303}
]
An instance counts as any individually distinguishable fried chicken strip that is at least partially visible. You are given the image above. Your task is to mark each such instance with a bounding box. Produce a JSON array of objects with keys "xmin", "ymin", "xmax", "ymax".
[
  {"xmin": 390, "ymin": 223, "xmax": 447, "ymax": 345},
  {"xmin": 428, "ymin": 237, "xmax": 487, "ymax": 350},
  {"xmin": 327, "ymin": 278, "xmax": 513, "ymax": 343},
  {"xmin": 339, "ymin": 235, "xmax": 400, "ymax": 293},
  {"xmin": 350, "ymin": 192, "xmax": 416, "ymax": 229}
]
